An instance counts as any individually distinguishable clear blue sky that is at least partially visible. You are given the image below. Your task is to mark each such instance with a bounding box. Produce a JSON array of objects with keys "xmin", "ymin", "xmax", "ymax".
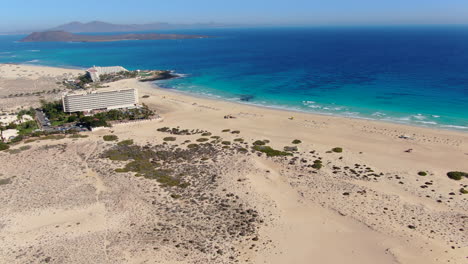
[{"xmin": 2, "ymin": 0, "xmax": 468, "ymax": 31}]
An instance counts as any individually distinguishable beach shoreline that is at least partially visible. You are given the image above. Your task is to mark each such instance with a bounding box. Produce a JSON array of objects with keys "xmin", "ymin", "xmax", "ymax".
[
  {"xmin": 150, "ymin": 80, "xmax": 468, "ymax": 134},
  {"xmin": 1, "ymin": 63, "xmax": 467, "ymax": 263}
]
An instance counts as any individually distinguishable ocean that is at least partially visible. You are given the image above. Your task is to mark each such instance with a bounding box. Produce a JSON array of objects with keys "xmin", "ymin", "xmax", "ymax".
[{"xmin": 1, "ymin": 26, "xmax": 467, "ymax": 130}]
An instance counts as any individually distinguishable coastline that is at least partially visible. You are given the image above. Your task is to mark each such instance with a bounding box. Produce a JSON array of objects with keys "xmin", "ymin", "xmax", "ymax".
[
  {"xmin": 152, "ymin": 80, "xmax": 468, "ymax": 134},
  {"xmin": 1, "ymin": 63, "xmax": 467, "ymax": 263}
]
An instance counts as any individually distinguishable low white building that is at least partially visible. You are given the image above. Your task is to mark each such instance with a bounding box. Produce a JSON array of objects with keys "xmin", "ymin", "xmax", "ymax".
[
  {"xmin": 86, "ymin": 66, "xmax": 128, "ymax": 82},
  {"xmin": 62, "ymin": 88, "xmax": 138, "ymax": 113},
  {"xmin": 1, "ymin": 129, "xmax": 18, "ymax": 142},
  {"xmin": 0, "ymin": 114, "xmax": 33, "ymax": 126}
]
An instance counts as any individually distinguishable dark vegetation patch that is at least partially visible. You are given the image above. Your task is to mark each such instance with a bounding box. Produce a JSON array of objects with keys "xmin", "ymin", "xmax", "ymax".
[
  {"xmin": 118, "ymin": 139, "xmax": 134, "ymax": 146},
  {"xmin": 157, "ymin": 127, "xmax": 207, "ymax": 136},
  {"xmin": 332, "ymin": 147, "xmax": 343, "ymax": 153},
  {"xmin": 196, "ymin": 138, "xmax": 209, "ymax": 142},
  {"xmin": 163, "ymin": 137, "xmax": 177, "ymax": 142},
  {"xmin": 418, "ymin": 171, "xmax": 427, "ymax": 176},
  {"xmin": 101, "ymin": 140, "xmax": 262, "ymax": 260},
  {"xmin": 311, "ymin": 159, "xmax": 323, "ymax": 170},
  {"xmin": 252, "ymin": 145, "xmax": 292, "ymax": 157},
  {"xmin": 447, "ymin": 171, "xmax": 468, "ymax": 181},
  {"xmin": 103, "ymin": 135, "xmax": 118, "ymax": 141},
  {"xmin": 284, "ymin": 146, "xmax": 298, "ymax": 152},
  {"xmin": 0, "ymin": 142, "xmax": 10, "ymax": 151},
  {"xmin": 292, "ymin": 139, "xmax": 302, "ymax": 144},
  {"xmin": 252, "ymin": 140, "xmax": 266, "ymax": 146},
  {"xmin": 0, "ymin": 178, "xmax": 12, "ymax": 185}
]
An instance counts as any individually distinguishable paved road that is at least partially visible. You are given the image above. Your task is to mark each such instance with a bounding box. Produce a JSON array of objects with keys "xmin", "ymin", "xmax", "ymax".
[{"xmin": 35, "ymin": 109, "xmax": 55, "ymax": 132}]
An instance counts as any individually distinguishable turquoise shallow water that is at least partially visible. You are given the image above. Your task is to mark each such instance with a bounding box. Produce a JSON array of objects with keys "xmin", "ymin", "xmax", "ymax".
[{"xmin": 1, "ymin": 27, "xmax": 467, "ymax": 130}]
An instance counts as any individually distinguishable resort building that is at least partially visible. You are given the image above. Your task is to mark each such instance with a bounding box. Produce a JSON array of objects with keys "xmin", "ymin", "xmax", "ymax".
[
  {"xmin": 0, "ymin": 114, "xmax": 33, "ymax": 126},
  {"xmin": 1, "ymin": 129, "xmax": 18, "ymax": 142},
  {"xmin": 62, "ymin": 88, "xmax": 138, "ymax": 113},
  {"xmin": 86, "ymin": 66, "xmax": 128, "ymax": 82}
]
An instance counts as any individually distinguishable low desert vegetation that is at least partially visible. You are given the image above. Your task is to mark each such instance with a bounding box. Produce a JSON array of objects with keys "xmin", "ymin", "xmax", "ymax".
[
  {"xmin": 196, "ymin": 138, "xmax": 209, "ymax": 142},
  {"xmin": 284, "ymin": 146, "xmax": 298, "ymax": 152},
  {"xmin": 312, "ymin": 159, "xmax": 323, "ymax": 170},
  {"xmin": 418, "ymin": 171, "xmax": 427, "ymax": 176},
  {"xmin": 447, "ymin": 171, "xmax": 468, "ymax": 180},
  {"xmin": 118, "ymin": 139, "xmax": 134, "ymax": 146},
  {"xmin": 0, "ymin": 177, "xmax": 12, "ymax": 185},
  {"xmin": 252, "ymin": 145, "xmax": 292, "ymax": 157},
  {"xmin": 460, "ymin": 188, "xmax": 468, "ymax": 194},
  {"xmin": 292, "ymin": 139, "xmax": 302, "ymax": 144},
  {"xmin": 163, "ymin": 137, "xmax": 177, "ymax": 142},
  {"xmin": 0, "ymin": 142, "xmax": 10, "ymax": 151},
  {"xmin": 103, "ymin": 135, "xmax": 118, "ymax": 141},
  {"xmin": 253, "ymin": 140, "xmax": 266, "ymax": 146},
  {"xmin": 332, "ymin": 147, "xmax": 343, "ymax": 153}
]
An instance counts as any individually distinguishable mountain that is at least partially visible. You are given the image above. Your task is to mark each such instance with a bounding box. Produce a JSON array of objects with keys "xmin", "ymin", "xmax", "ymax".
[
  {"xmin": 20, "ymin": 31, "xmax": 209, "ymax": 42},
  {"xmin": 48, "ymin": 21, "xmax": 230, "ymax": 33}
]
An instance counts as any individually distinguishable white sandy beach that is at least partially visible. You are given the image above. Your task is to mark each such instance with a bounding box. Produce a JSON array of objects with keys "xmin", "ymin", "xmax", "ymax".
[{"xmin": 0, "ymin": 64, "xmax": 467, "ymax": 263}]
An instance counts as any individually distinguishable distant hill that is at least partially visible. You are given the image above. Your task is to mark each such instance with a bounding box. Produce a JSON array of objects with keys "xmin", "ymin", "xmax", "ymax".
[
  {"xmin": 20, "ymin": 31, "xmax": 209, "ymax": 42},
  {"xmin": 48, "ymin": 21, "xmax": 230, "ymax": 33}
]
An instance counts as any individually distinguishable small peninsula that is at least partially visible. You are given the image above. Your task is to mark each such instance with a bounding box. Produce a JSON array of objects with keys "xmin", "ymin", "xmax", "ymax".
[{"xmin": 20, "ymin": 31, "xmax": 209, "ymax": 42}]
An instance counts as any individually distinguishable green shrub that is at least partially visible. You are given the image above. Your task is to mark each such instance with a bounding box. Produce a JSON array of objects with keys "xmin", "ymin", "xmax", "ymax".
[
  {"xmin": 142, "ymin": 95, "xmax": 150, "ymax": 98},
  {"xmin": 118, "ymin": 139, "xmax": 134, "ymax": 146},
  {"xmin": 284, "ymin": 146, "xmax": 298, "ymax": 152},
  {"xmin": 253, "ymin": 140, "xmax": 266, "ymax": 146},
  {"xmin": 418, "ymin": 171, "xmax": 427, "ymax": 176},
  {"xmin": 210, "ymin": 136, "xmax": 220, "ymax": 139},
  {"xmin": 332, "ymin": 147, "xmax": 343, "ymax": 153},
  {"xmin": 312, "ymin": 159, "xmax": 323, "ymax": 169},
  {"xmin": 311, "ymin": 163, "xmax": 323, "ymax": 169},
  {"xmin": 196, "ymin": 138, "xmax": 209, "ymax": 142},
  {"xmin": 0, "ymin": 143, "xmax": 10, "ymax": 151},
  {"xmin": 234, "ymin": 138, "xmax": 244, "ymax": 142},
  {"xmin": 0, "ymin": 178, "xmax": 12, "ymax": 185},
  {"xmin": 231, "ymin": 130, "xmax": 240, "ymax": 134},
  {"xmin": 201, "ymin": 132, "xmax": 212, "ymax": 137},
  {"xmin": 222, "ymin": 129, "xmax": 230, "ymax": 132},
  {"xmin": 237, "ymin": 147, "xmax": 248, "ymax": 153},
  {"xmin": 221, "ymin": 141, "xmax": 231, "ymax": 145},
  {"xmin": 292, "ymin": 139, "xmax": 302, "ymax": 144},
  {"xmin": 460, "ymin": 188, "xmax": 468, "ymax": 194},
  {"xmin": 103, "ymin": 135, "xmax": 118, "ymax": 141},
  {"xmin": 447, "ymin": 171, "xmax": 468, "ymax": 180},
  {"xmin": 252, "ymin": 145, "xmax": 292, "ymax": 157},
  {"xmin": 163, "ymin": 137, "xmax": 176, "ymax": 142},
  {"xmin": 187, "ymin": 144, "xmax": 199, "ymax": 149}
]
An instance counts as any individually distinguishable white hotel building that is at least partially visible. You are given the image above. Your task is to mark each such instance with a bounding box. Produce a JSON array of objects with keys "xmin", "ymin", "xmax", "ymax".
[
  {"xmin": 62, "ymin": 88, "xmax": 138, "ymax": 113},
  {"xmin": 86, "ymin": 66, "xmax": 128, "ymax": 82}
]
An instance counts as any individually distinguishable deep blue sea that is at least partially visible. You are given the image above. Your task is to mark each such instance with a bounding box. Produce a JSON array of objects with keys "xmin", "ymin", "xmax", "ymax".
[{"xmin": 1, "ymin": 27, "xmax": 467, "ymax": 130}]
